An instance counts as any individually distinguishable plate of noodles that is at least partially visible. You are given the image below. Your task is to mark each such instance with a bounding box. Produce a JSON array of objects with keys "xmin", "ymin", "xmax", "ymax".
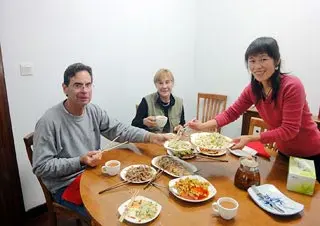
[
  {"xmin": 120, "ymin": 165, "xmax": 156, "ymax": 183},
  {"xmin": 191, "ymin": 132, "xmax": 233, "ymax": 151}
]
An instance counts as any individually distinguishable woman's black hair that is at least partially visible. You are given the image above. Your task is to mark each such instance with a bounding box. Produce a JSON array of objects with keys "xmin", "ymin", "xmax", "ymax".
[{"xmin": 245, "ymin": 37, "xmax": 283, "ymax": 105}]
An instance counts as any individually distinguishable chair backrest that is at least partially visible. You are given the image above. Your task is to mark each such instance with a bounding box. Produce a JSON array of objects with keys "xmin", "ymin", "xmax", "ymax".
[
  {"xmin": 248, "ymin": 117, "xmax": 277, "ymax": 151},
  {"xmin": 23, "ymin": 133, "xmax": 91, "ymax": 225},
  {"xmin": 23, "ymin": 132, "xmax": 56, "ymax": 211},
  {"xmin": 196, "ymin": 93, "xmax": 227, "ymax": 132},
  {"xmin": 248, "ymin": 117, "xmax": 268, "ymax": 135}
]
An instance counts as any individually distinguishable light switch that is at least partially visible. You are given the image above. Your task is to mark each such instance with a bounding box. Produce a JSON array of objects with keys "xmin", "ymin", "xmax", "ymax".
[{"xmin": 20, "ymin": 63, "xmax": 33, "ymax": 76}]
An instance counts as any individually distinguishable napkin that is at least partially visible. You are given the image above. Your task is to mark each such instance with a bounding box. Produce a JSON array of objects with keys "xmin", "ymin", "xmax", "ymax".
[
  {"xmin": 62, "ymin": 174, "xmax": 83, "ymax": 205},
  {"xmin": 246, "ymin": 141, "xmax": 270, "ymax": 159}
]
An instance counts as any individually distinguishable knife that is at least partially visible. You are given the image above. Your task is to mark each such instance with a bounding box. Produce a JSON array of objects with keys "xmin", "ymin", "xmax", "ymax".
[{"xmin": 251, "ymin": 185, "xmax": 285, "ymax": 213}]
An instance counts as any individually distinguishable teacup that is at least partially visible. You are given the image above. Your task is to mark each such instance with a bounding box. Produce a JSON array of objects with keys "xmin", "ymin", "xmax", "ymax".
[
  {"xmin": 101, "ymin": 160, "xmax": 121, "ymax": 176},
  {"xmin": 212, "ymin": 197, "xmax": 239, "ymax": 220},
  {"xmin": 155, "ymin": 115, "xmax": 168, "ymax": 127}
]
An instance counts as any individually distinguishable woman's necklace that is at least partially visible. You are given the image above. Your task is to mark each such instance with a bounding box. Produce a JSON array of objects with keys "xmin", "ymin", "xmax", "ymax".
[{"xmin": 262, "ymin": 87, "xmax": 272, "ymax": 98}]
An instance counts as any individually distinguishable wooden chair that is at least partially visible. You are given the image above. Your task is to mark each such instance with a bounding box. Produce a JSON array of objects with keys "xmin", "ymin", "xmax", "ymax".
[
  {"xmin": 248, "ymin": 117, "xmax": 277, "ymax": 152},
  {"xmin": 196, "ymin": 93, "xmax": 227, "ymax": 132},
  {"xmin": 23, "ymin": 132, "xmax": 91, "ymax": 226}
]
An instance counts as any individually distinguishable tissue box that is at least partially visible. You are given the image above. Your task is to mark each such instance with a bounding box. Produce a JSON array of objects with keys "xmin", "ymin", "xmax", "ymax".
[{"xmin": 287, "ymin": 157, "xmax": 316, "ymax": 196}]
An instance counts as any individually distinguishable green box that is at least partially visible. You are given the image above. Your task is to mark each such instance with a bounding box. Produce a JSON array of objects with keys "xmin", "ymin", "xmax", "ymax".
[{"xmin": 287, "ymin": 157, "xmax": 316, "ymax": 196}]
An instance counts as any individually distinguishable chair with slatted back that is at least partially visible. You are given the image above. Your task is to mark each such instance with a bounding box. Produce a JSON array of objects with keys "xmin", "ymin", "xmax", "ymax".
[
  {"xmin": 196, "ymin": 93, "xmax": 227, "ymax": 132},
  {"xmin": 23, "ymin": 132, "xmax": 91, "ymax": 226},
  {"xmin": 248, "ymin": 117, "xmax": 277, "ymax": 152}
]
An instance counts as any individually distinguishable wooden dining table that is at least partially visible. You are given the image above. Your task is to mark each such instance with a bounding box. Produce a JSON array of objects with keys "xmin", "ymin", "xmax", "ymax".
[{"xmin": 80, "ymin": 143, "xmax": 320, "ymax": 226}]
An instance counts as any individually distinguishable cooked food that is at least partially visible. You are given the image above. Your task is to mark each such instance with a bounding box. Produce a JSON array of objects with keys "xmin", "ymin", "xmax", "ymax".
[
  {"xmin": 125, "ymin": 166, "xmax": 154, "ymax": 182},
  {"xmin": 172, "ymin": 149, "xmax": 195, "ymax": 159},
  {"xmin": 199, "ymin": 147, "xmax": 219, "ymax": 154},
  {"xmin": 156, "ymin": 156, "xmax": 191, "ymax": 177},
  {"xmin": 173, "ymin": 177, "xmax": 209, "ymax": 200},
  {"xmin": 168, "ymin": 140, "xmax": 192, "ymax": 151},
  {"xmin": 194, "ymin": 132, "xmax": 230, "ymax": 149},
  {"xmin": 127, "ymin": 199, "xmax": 158, "ymax": 222}
]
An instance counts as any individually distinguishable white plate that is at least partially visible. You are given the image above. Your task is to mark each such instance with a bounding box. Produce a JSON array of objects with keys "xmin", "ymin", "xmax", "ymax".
[
  {"xmin": 229, "ymin": 146, "xmax": 257, "ymax": 157},
  {"xmin": 163, "ymin": 140, "xmax": 193, "ymax": 152},
  {"xmin": 190, "ymin": 132, "xmax": 233, "ymax": 151},
  {"xmin": 248, "ymin": 184, "xmax": 304, "ymax": 216},
  {"xmin": 168, "ymin": 175, "xmax": 216, "ymax": 202},
  {"xmin": 118, "ymin": 195, "xmax": 161, "ymax": 224},
  {"xmin": 151, "ymin": 155, "xmax": 197, "ymax": 178},
  {"xmin": 167, "ymin": 149, "xmax": 196, "ymax": 159},
  {"xmin": 196, "ymin": 147, "xmax": 227, "ymax": 157},
  {"xmin": 120, "ymin": 164, "xmax": 156, "ymax": 184}
]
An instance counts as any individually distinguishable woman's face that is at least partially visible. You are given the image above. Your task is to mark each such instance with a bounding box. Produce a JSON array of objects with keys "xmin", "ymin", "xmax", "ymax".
[
  {"xmin": 155, "ymin": 76, "xmax": 173, "ymax": 99},
  {"xmin": 248, "ymin": 53, "xmax": 277, "ymax": 83}
]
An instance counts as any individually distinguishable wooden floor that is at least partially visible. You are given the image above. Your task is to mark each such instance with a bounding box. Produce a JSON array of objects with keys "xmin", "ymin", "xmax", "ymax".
[
  {"xmin": 24, "ymin": 212, "xmax": 82, "ymax": 226},
  {"xmin": 23, "ymin": 205, "xmax": 89, "ymax": 226}
]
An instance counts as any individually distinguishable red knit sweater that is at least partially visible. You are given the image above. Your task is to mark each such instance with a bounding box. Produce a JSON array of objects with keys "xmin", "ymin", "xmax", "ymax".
[{"xmin": 215, "ymin": 74, "xmax": 320, "ymax": 157}]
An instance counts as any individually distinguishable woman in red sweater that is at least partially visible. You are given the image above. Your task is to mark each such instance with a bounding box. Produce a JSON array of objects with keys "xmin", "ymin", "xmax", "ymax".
[{"xmin": 188, "ymin": 37, "xmax": 320, "ymax": 182}]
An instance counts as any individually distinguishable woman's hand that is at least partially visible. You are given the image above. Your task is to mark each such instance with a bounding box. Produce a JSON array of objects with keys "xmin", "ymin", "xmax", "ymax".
[
  {"xmin": 173, "ymin": 125, "xmax": 183, "ymax": 133},
  {"xmin": 186, "ymin": 119, "xmax": 217, "ymax": 131},
  {"xmin": 232, "ymin": 135, "xmax": 260, "ymax": 150},
  {"xmin": 143, "ymin": 116, "xmax": 157, "ymax": 128}
]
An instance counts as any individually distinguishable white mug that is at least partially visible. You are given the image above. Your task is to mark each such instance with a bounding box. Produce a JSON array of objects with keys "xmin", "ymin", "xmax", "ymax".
[
  {"xmin": 101, "ymin": 160, "xmax": 121, "ymax": 176},
  {"xmin": 212, "ymin": 197, "xmax": 239, "ymax": 220}
]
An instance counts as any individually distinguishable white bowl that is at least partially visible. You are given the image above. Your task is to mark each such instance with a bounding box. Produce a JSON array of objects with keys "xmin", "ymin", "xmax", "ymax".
[
  {"xmin": 101, "ymin": 160, "xmax": 121, "ymax": 176},
  {"xmin": 155, "ymin": 115, "xmax": 168, "ymax": 127}
]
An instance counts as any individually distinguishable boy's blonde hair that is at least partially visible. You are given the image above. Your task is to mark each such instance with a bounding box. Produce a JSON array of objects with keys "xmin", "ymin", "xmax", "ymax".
[{"xmin": 153, "ymin": 68, "xmax": 174, "ymax": 84}]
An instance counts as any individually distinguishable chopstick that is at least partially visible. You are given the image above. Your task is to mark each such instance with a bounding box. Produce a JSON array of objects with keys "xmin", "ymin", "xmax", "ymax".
[
  {"xmin": 119, "ymin": 189, "xmax": 139, "ymax": 222},
  {"xmin": 194, "ymin": 156, "xmax": 228, "ymax": 162},
  {"xmin": 101, "ymin": 141, "xmax": 129, "ymax": 153},
  {"xmin": 108, "ymin": 135, "xmax": 120, "ymax": 146},
  {"xmin": 143, "ymin": 169, "xmax": 164, "ymax": 190},
  {"xmin": 98, "ymin": 180, "xmax": 131, "ymax": 194}
]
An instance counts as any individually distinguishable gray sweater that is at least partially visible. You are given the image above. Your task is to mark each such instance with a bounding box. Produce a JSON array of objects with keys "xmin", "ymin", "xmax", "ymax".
[{"xmin": 32, "ymin": 101, "xmax": 148, "ymax": 193}]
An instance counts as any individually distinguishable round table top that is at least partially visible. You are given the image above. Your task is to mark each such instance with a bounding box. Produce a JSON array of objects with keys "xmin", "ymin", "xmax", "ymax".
[{"xmin": 80, "ymin": 143, "xmax": 319, "ymax": 226}]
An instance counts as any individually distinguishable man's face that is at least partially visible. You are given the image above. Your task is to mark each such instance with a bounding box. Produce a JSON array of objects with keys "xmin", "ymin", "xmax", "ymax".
[{"xmin": 63, "ymin": 70, "xmax": 92, "ymax": 107}]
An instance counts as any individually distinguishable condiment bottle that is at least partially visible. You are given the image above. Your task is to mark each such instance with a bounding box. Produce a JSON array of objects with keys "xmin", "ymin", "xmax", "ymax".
[{"xmin": 234, "ymin": 156, "xmax": 260, "ymax": 190}]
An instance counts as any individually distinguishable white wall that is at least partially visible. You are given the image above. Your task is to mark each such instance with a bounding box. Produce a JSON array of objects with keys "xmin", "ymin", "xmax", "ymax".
[
  {"xmin": 0, "ymin": 0, "xmax": 196, "ymax": 210},
  {"xmin": 195, "ymin": 0, "xmax": 320, "ymax": 138},
  {"xmin": 1, "ymin": 0, "xmax": 319, "ymax": 211}
]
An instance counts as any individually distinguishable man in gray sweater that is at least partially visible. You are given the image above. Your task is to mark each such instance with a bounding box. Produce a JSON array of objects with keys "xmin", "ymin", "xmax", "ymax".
[{"xmin": 32, "ymin": 63, "xmax": 170, "ymax": 217}]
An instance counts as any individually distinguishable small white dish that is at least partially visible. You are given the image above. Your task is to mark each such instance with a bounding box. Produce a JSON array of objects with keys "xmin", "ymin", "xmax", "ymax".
[
  {"xmin": 151, "ymin": 155, "xmax": 197, "ymax": 178},
  {"xmin": 120, "ymin": 164, "xmax": 156, "ymax": 183},
  {"xmin": 168, "ymin": 175, "xmax": 216, "ymax": 202},
  {"xmin": 101, "ymin": 160, "xmax": 121, "ymax": 176},
  {"xmin": 229, "ymin": 146, "xmax": 257, "ymax": 157},
  {"xmin": 247, "ymin": 184, "xmax": 304, "ymax": 216},
  {"xmin": 118, "ymin": 195, "xmax": 162, "ymax": 224}
]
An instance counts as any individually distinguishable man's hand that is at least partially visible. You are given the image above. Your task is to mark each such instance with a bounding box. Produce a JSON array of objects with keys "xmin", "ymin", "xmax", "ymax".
[
  {"xmin": 143, "ymin": 116, "xmax": 157, "ymax": 128},
  {"xmin": 232, "ymin": 135, "xmax": 260, "ymax": 150},
  {"xmin": 80, "ymin": 150, "xmax": 102, "ymax": 167},
  {"xmin": 149, "ymin": 133, "xmax": 174, "ymax": 145}
]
